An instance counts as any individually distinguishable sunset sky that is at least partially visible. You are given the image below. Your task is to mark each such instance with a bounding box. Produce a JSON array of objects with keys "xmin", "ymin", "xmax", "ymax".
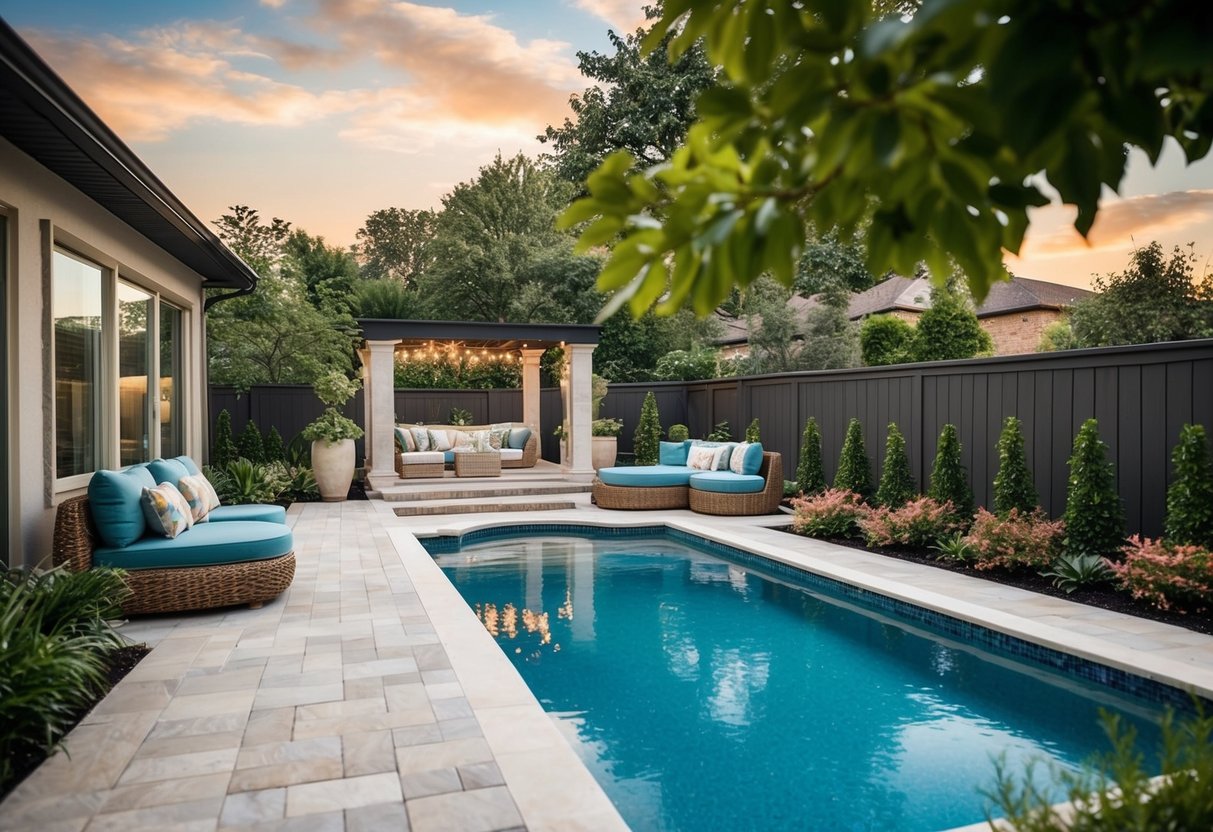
[{"xmin": 2, "ymin": 0, "xmax": 1211, "ymax": 291}]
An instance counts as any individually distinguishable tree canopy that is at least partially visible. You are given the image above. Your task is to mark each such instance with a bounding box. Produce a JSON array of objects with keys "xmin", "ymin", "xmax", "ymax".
[
  {"xmin": 562, "ymin": 0, "xmax": 1213, "ymax": 320},
  {"xmin": 355, "ymin": 207, "xmax": 436, "ymax": 284}
]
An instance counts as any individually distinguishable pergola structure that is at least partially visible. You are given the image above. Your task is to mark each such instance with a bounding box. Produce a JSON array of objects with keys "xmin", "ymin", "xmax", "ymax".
[{"xmin": 357, "ymin": 319, "xmax": 601, "ymax": 486}]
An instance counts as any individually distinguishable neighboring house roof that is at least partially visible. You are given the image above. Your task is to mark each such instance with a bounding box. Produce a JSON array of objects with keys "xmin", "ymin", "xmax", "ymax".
[
  {"xmin": 846, "ymin": 275, "xmax": 1095, "ymax": 320},
  {"xmin": 713, "ymin": 275, "xmax": 1095, "ymax": 346},
  {"xmin": 0, "ymin": 19, "xmax": 257, "ymax": 290}
]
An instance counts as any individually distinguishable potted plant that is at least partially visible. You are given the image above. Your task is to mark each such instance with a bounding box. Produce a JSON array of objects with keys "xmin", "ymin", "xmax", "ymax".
[
  {"xmin": 592, "ymin": 418, "xmax": 623, "ymax": 470},
  {"xmin": 302, "ymin": 371, "xmax": 364, "ymax": 502}
]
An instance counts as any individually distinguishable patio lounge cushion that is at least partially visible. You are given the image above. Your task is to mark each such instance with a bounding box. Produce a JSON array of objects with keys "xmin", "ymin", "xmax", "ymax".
[
  {"xmin": 208, "ymin": 504, "xmax": 288, "ymax": 524},
  {"xmin": 499, "ymin": 448, "xmax": 524, "ymax": 462},
  {"xmin": 598, "ymin": 465, "xmax": 694, "ymax": 488},
  {"xmin": 688, "ymin": 472, "xmax": 766, "ymax": 494},
  {"xmin": 401, "ymin": 451, "xmax": 445, "ymax": 465},
  {"xmin": 173, "ymin": 456, "xmax": 202, "ymax": 476},
  {"xmin": 147, "ymin": 457, "xmax": 190, "ymax": 488},
  {"xmin": 659, "ymin": 441, "xmax": 691, "ymax": 466},
  {"xmin": 94, "ymin": 520, "xmax": 294, "ymax": 570},
  {"xmin": 507, "ymin": 427, "xmax": 532, "ymax": 450},
  {"xmin": 89, "ymin": 466, "xmax": 157, "ymax": 548}
]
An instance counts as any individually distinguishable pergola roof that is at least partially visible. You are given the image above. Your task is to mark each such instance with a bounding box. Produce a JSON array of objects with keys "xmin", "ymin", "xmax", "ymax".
[{"xmin": 357, "ymin": 319, "xmax": 601, "ymax": 350}]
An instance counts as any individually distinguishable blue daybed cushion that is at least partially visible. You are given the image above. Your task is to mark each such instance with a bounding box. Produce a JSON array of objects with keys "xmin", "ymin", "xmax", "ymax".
[
  {"xmin": 507, "ymin": 427, "xmax": 532, "ymax": 450},
  {"xmin": 147, "ymin": 457, "xmax": 190, "ymax": 488},
  {"xmin": 208, "ymin": 504, "xmax": 288, "ymax": 524},
  {"xmin": 598, "ymin": 465, "xmax": 693, "ymax": 488},
  {"xmin": 688, "ymin": 472, "xmax": 766, "ymax": 494},
  {"xmin": 736, "ymin": 443, "xmax": 764, "ymax": 476},
  {"xmin": 94, "ymin": 520, "xmax": 294, "ymax": 570},
  {"xmin": 659, "ymin": 440, "xmax": 690, "ymax": 466},
  {"xmin": 88, "ymin": 467, "xmax": 157, "ymax": 548},
  {"xmin": 173, "ymin": 455, "xmax": 202, "ymax": 476}
]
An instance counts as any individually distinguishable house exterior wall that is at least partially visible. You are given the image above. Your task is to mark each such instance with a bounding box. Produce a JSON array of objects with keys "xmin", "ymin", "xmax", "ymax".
[
  {"xmin": 1, "ymin": 136, "xmax": 208, "ymax": 567},
  {"xmin": 979, "ymin": 309, "xmax": 1064, "ymax": 356}
]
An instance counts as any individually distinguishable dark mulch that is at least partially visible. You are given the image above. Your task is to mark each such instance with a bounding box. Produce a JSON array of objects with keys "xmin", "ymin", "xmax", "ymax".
[
  {"xmin": 347, "ymin": 478, "xmax": 369, "ymax": 501},
  {"xmin": 1, "ymin": 643, "xmax": 151, "ymax": 801},
  {"xmin": 775, "ymin": 525, "xmax": 1213, "ymax": 636}
]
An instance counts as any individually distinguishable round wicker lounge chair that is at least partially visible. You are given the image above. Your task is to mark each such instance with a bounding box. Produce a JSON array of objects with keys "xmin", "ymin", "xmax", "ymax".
[
  {"xmin": 688, "ymin": 452, "xmax": 783, "ymax": 516},
  {"xmin": 592, "ymin": 480, "xmax": 690, "ymax": 510},
  {"xmin": 53, "ymin": 495, "xmax": 296, "ymax": 616}
]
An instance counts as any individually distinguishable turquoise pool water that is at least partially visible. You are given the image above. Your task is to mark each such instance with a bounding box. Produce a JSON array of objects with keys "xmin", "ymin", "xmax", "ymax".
[{"xmin": 432, "ymin": 532, "xmax": 1165, "ymax": 831}]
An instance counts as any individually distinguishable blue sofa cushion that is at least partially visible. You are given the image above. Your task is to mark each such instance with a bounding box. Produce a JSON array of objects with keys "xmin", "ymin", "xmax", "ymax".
[
  {"xmin": 507, "ymin": 427, "xmax": 532, "ymax": 450},
  {"xmin": 688, "ymin": 472, "xmax": 766, "ymax": 494},
  {"xmin": 173, "ymin": 455, "xmax": 202, "ymax": 476},
  {"xmin": 659, "ymin": 441, "xmax": 691, "ymax": 466},
  {"xmin": 94, "ymin": 520, "xmax": 294, "ymax": 570},
  {"xmin": 444, "ymin": 450, "xmax": 456, "ymax": 464},
  {"xmin": 88, "ymin": 467, "xmax": 157, "ymax": 548},
  {"xmin": 598, "ymin": 465, "xmax": 693, "ymax": 488},
  {"xmin": 208, "ymin": 504, "xmax": 288, "ymax": 524},
  {"xmin": 729, "ymin": 443, "xmax": 764, "ymax": 476},
  {"xmin": 147, "ymin": 457, "xmax": 190, "ymax": 488}
]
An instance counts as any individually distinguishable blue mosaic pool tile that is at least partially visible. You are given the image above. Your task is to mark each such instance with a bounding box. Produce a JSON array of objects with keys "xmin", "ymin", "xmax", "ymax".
[{"xmin": 421, "ymin": 523, "xmax": 1208, "ymax": 714}]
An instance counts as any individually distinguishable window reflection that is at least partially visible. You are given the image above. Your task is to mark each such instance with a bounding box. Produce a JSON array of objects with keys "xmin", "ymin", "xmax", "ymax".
[
  {"xmin": 53, "ymin": 250, "xmax": 103, "ymax": 478},
  {"xmin": 159, "ymin": 303, "xmax": 182, "ymax": 457},
  {"xmin": 117, "ymin": 282, "xmax": 152, "ymax": 466}
]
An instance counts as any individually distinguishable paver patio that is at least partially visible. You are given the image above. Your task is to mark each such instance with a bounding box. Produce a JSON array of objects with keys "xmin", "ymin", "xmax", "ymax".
[{"xmin": 2, "ymin": 496, "xmax": 1211, "ymax": 832}]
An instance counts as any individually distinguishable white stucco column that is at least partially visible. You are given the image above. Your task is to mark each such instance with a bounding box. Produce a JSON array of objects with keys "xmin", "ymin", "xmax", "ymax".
[
  {"xmin": 563, "ymin": 343, "xmax": 596, "ymax": 478},
  {"xmin": 520, "ymin": 348, "xmax": 545, "ymax": 432},
  {"xmin": 363, "ymin": 339, "xmax": 399, "ymax": 485}
]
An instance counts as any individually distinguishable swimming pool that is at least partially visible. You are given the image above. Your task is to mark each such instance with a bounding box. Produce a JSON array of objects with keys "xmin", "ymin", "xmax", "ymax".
[{"xmin": 429, "ymin": 528, "xmax": 1169, "ymax": 831}]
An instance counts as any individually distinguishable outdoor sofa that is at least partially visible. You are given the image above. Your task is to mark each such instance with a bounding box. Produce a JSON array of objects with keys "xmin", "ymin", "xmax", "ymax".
[
  {"xmin": 593, "ymin": 440, "xmax": 783, "ymax": 516},
  {"xmin": 394, "ymin": 422, "xmax": 537, "ymax": 478},
  {"xmin": 53, "ymin": 456, "xmax": 295, "ymax": 615}
]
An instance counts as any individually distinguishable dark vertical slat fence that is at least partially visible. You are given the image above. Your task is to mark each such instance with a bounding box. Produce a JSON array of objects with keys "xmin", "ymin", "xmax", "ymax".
[{"xmin": 210, "ymin": 340, "xmax": 1213, "ymax": 537}]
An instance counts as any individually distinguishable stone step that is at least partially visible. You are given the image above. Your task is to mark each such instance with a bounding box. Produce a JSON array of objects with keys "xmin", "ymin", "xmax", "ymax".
[
  {"xmin": 382, "ymin": 482, "xmax": 592, "ymax": 502},
  {"xmin": 393, "ymin": 500, "xmax": 579, "ymax": 517}
]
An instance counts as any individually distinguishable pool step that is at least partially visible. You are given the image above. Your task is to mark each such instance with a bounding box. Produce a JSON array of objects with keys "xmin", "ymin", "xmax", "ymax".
[
  {"xmin": 382, "ymin": 482, "xmax": 591, "ymax": 502},
  {"xmin": 393, "ymin": 500, "xmax": 578, "ymax": 517}
]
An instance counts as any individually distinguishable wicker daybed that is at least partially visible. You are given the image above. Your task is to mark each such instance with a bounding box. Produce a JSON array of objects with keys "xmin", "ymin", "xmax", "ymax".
[
  {"xmin": 395, "ymin": 424, "xmax": 538, "ymax": 477},
  {"xmin": 593, "ymin": 451, "xmax": 782, "ymax": 516},
  {"xmin": 53, "ymin": 495, "xmax": 296, "ymax": 616}
]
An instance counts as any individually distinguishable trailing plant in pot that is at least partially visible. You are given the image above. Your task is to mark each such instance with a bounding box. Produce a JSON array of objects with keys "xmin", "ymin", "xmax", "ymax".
[
  {"xmin": 302, "ymin": 371, "xmax": 364, "ymax": 502},
  {"xmin": 592, "ymin": 418, "xmax": 623, "ymax": 470}
]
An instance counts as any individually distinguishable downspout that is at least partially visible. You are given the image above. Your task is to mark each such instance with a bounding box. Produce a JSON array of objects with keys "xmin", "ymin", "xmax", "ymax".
[{"xmin": 200, "ymin": 284, "xmax": 256, "ymax": 463}]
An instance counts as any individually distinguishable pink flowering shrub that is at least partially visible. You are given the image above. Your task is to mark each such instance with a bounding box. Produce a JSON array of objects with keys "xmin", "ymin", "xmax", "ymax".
[
  {"xmin": 859, "ymin": 497, "xmax": 961, "ymax": 548},
  {"xmin": 1109, "ymin": 536, "xmax": 1213, "ymax": 613},
  {"xmin": 790, "ymin": 489, "xmax": 869, "ymax": 539},
  {"xmin": 964, "ymin": 507, "xmax": 1065, "ymax": 571}
]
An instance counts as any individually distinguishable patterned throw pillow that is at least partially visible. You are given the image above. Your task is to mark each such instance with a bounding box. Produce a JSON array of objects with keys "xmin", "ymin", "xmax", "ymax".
[
  {"xmin": 409, "ymin": 427, "xmax": 431, "ymax": 451},
  {"xmin": 452, "ymin": 431, "xmax": 471, "ymax": 448},
  {"xmin": 396, "ymin": 426, "xmax": 416, "ymax": 452},
  {"xmin": 141, "ymin": 482, "xmax": 194, "ymax": 538},
  {"xmin": 730, "ymin": 442, "xmax": 752, "ymax": 474},
  {"xmin": 688, "ymin": 445, "xmax": 726, "ymax": 471},
  {"xmin": 178, "ymin": 473, "xmax": 222, "ymax": 523},
  {"xmin": 429, "ymin": 429, "xmax": 452, "ymax": 451},
  {"xmin": 488, "ymin": 430, "xmax": 504, "ymax": 450},
  {"xmin": 469, "ymin": 431, "xmax": 492, "ymax": 452}
]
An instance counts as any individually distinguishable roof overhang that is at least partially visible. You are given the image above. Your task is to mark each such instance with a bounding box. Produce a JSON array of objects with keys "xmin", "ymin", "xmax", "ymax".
[
  {"xmin": 0, "ymin": 19, "xmax": 258, "ymax": 291},
  {"xmin": 358, "ymin": 319, "xmax": 601, "ymax": 350}
]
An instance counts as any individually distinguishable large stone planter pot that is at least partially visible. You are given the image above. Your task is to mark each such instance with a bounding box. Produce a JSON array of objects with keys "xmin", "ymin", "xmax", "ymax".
[
  {"xmin": 592, "ymin": 436, "xmax": 617, "ymax": 471},
  {"xmin": 312, "ymin": 438, "xmax": 355, "ymax": 502}
]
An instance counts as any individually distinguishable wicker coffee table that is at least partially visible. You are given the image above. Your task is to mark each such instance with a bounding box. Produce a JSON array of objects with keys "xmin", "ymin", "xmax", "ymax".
[{"xmin": 454, "ymin": 451, "xmax": 501, "ymax": 477}]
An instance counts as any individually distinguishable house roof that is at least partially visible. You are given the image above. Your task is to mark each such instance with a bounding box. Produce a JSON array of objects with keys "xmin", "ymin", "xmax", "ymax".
[
  {"xmin": 847, "ymin": 275, "xmax": 1095, "ymax": 320},
  {"xmin": 0, "ymin": 19, "xmax": 257, "ymax": 290},
  {"xmin": 713, "ymin": 275, "xmax": 1095, "ymax": 346}
]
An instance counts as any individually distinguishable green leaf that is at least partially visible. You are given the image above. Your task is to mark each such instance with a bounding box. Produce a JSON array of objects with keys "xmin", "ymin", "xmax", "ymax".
[
  {"xmin": 574, "ymin": 216, "xmax": 623, "ymax": 252},
  {"xmin": 557, "ymin": 197, "xmax": 603, "ymax": 230},
  {"xmin": 629, "ymin": 260, "xmax": 669, "ymax": 315}
]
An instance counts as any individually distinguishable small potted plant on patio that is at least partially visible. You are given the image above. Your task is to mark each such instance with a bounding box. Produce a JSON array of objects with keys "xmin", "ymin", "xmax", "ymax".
[{"xmin": 302, "ymin": 370, "xmax": 364, "ymax": 502}]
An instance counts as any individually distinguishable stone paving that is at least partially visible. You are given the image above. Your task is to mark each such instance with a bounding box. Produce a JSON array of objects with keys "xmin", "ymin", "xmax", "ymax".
[{"xmin": 4, "ymin": 493, "xmax": 1213, "ymax": 832}]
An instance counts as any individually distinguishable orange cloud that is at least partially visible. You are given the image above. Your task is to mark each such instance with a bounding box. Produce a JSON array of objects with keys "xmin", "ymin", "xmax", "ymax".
[
  {"xmin": 571, "ymin": 0, "xmax": 649, "ymax": 32},
  {"xmin": 1018, "ymin": 190, "xmax": 1213, "ymax": 258}
]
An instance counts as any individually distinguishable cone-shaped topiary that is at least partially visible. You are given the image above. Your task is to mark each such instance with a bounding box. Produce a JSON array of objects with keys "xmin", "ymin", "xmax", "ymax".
[
  {"xmin": 236, "ymin": 420, "xmax": 265, "ymax": 464},
  {"xmin": 633, "ymin": 392, "xmax": 662, "ymax": 466},
  {"xmin": 993, "ymin": 416, "xmax": 1038, "ymax": 515},
  {"xmin": 875, "ymin": 423, "xmax": 915, "ymax": 508},
  {"xmin": 1063, "ymin": 418, "xmax": 1125, "ymax": 558},
  {"xmin": 834, "ymin": 418, "xmax": 872, "ymax": 499},
  {"xmin": 928, "ymin": 424, "xmax": 973, "ymax": 518},
  {"xmin": 1164, "ymin": 423, "xmax": 1213, "ymax": 547},
  {"xmin": 212, "ymin": 409, "xmax": 237, "ymax": 468},
  {"xmin": 263, "ymin": 426, "xmax": 287, "ymax": 464},
  {"xmin": 745, "ymin": 418, "xmax": 761, "ymax": 443},
  {"xmin": 797, "ymin": 417, "xmax": 826, "ymax": 496}
]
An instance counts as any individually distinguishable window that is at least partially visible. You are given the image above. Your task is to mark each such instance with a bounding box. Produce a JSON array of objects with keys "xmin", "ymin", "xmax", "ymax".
[
  {"xmin": 159, "ymin": 303, "xmax": 183, "ymax": 458},
  {"xmin": 53, "ymin": 249, "xmax": 104, "ymax": 479},
  {"xmin": 52, "ymin": 245, "xmax": 189, "ymax": 487}
]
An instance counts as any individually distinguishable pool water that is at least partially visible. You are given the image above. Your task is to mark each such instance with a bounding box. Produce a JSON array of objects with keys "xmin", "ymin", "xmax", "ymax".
[{"xmin": 433, "ymin": 534, "xmax": 1164, "ymax": 831}]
